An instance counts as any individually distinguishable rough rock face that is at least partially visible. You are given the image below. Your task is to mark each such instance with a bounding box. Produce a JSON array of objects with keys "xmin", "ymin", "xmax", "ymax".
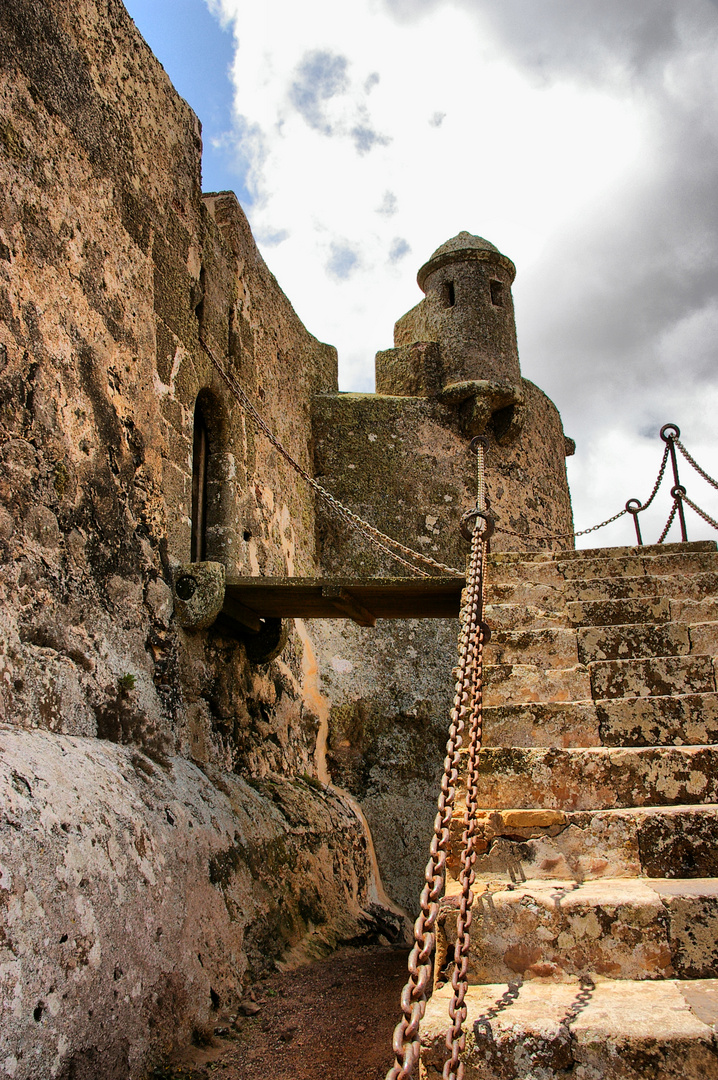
[
  {"xmin": 0, "ymin": 728, "xmax": 383, "ymax": 1079},
  {"xmin": 0, "ymin": 0, "xmax": 580, "ymax": 1075},
  {"xmin": 0, "ymin": 2, "xmax": 393, "ymax": 1075}
]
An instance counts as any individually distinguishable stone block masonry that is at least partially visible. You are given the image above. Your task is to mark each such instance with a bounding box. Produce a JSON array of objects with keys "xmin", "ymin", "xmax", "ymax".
[{"xmin": 423, "ymin": 541, "xmax": 718, "ymax": 1079}]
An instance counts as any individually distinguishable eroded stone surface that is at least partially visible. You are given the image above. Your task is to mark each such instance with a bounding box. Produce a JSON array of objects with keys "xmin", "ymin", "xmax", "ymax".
[
  {"xmin": 0, "ymin": 728, "xmax": 386, "ymax": 1078},
  {"xmin": 578, "ymin": 622, "xmax": 690, "ymax": 664},
  {"xmin": 597, "ymin": 692, "xmax": 718, "ymax": 747},
  {"xmin": 421, "ymin": 979, "xmax": 718, "ymax": 1079},
  {"xmin": 471, "ymin": 746, "xmax": 718, "ymax": 811},
  {"xmin": 588, "ymin": 654, "xmax": 715, "ymax": 700}
]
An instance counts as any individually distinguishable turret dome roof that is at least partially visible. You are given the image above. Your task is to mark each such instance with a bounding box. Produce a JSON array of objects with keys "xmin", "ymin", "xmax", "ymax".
[{"xmin": 417, "ymin": 231, "xmax": 515, "ymax": 291}]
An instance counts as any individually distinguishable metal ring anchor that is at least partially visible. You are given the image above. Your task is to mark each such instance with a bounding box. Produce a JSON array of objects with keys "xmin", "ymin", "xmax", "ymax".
[
  {"xmin": 661, "ymin": 423, "xmax": 680, "ymax": 442},
  {"xmin": 461, "ymin": 508, "xmax": 495, "ymax": 541},
  {"xmin": 469, "ymin": 435, "xmax": 489, "ymax": 455}
]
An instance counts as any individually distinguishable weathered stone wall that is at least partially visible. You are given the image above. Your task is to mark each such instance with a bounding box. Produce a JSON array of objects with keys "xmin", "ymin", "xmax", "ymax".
[
  {"xmin": 0, "ymin": 729, "xmax": 378, "ymax": 1079},
  {"xmin": 310, "ymin": 237, "xmax": 574, "ymax": 911},
  {"xmin": 0, "ymin": 0, "xmax": 580, "ymax": 1073},
  {"xmin": 0, "ymin": 3, "xmax": 382, "ymax": 1076}
]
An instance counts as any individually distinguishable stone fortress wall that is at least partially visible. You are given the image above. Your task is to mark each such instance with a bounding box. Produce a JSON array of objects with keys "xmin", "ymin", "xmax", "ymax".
[{"xmin": 0, "ymin": 1, "xmax": 574, "ymax": 1075}]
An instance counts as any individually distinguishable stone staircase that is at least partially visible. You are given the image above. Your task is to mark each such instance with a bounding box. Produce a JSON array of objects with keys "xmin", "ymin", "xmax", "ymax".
[{"xmin": 421, "ymin": 540, "xmax": 718, "ymax": 1079}]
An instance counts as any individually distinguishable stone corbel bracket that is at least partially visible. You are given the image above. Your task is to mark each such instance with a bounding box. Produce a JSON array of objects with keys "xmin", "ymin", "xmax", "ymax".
[
  {"xmin": 438, "ymin": 379, "xmax": 524, "ymax": 442},
  {"xmin": 171, "ymin": 562, "xmax": 287, "ymax": 662}
]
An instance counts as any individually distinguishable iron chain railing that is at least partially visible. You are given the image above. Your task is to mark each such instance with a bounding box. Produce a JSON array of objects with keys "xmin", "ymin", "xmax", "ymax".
[
  {"xmin": 625, "ymin": 423, "xmax": 717, "ymax": 546},
  {"xmin": 494, "ymin": 422, "xmax": 717, "ymax": 547}
]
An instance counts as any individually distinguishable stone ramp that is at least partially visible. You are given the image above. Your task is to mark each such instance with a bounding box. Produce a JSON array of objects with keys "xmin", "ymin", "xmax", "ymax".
[{"xmin": 423, "ymin": 540, "xmax": 718, "ymax": 1078}]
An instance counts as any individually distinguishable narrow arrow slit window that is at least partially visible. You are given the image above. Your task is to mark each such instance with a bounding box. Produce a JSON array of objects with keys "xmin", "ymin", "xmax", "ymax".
[{"xmin": 191, "ymin": 397, "xmax": 209, "ymax": 562}]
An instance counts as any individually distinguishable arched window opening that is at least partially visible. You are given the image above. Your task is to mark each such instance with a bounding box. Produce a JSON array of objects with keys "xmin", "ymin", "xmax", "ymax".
[
  {"xmin": 490, "ymin": 279, "xmax": 504, "ymax": 307},
  {"xmin": 441, "ymin": 280, "xmax": 455, "ymax": 308},
  {"xmin": 191, "ymin": 398, "xmax": 210, "ymax": 562}
]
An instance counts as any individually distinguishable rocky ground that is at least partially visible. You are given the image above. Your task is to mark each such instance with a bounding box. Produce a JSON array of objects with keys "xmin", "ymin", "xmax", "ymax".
[{"xmin": 153, "ymin": 946, "xmax": 410, "ymax": 1080}]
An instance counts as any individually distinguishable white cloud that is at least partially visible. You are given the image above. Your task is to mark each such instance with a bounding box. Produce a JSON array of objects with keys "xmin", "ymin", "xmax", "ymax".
[{"xmin": 208, "ymin": 0, "xmax": 718, "ymax": 545}]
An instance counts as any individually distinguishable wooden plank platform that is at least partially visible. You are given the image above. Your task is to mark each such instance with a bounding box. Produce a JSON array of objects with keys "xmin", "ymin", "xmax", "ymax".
[{"xmin": 223, "ymin": 576, "xmax": 465, "ymax": 628}]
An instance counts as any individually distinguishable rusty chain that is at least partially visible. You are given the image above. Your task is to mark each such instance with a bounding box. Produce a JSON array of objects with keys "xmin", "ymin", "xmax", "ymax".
[
  {"xmin": 386, "ymin": 442, "xmax": 490, "ymax": 1080},
  {"xmin": 627, "ymin": 442, "xmax": 671, "ymax": 514},
  {"xmin": 493, "ymin": 505, "xmax": 628, "ymax": 542},
  {"xmin": 657, "ymin": 498, "xmax": 680, "ymax": 544},
  {"xmin": 682, "ymin": 493, "xmax": 718, "ymax": 532},
  {"xmin": 200, "ymin": 338, "xmax": 463, "ymax": 577},
  {"xmin": 676, "ymin": 439, "xmax": 718, "ymax": 492},
  {"xmin": 443, "ymin": 442, "xmax": 488, "ymax": 1080}
]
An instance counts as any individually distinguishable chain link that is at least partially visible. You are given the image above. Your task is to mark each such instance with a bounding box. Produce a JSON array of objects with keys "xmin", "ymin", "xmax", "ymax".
[
  {"xmin": 386, "ymin": 448, "xmax": 488, "ymax": 1080},
  {"xmin": 657, "ymin": 499, "xmax": 679, "ymax": 544},
  {"xmin": 676, "ymin": 439, "xmax": 718, "ymax": 492},
  {"xmin": 682, "ymin": 493, "xmax": 718, "ymax": 532},
  {"xmin": 493, "ymin": 506, "xmax": 628, "ymax": 543},
  {"xmin": 632, "ymin": 443, "xmax": 671, "ymax": 513},
  {"xmin": 200, "ymin": 338, "xmax": 463, "ymax": 577},
  {"xmin": 493, "ymin": 441, "xmax": 673, "ymax": 543},
  {"xmin": 443, "ymin": 539, "xmax": 486, "ymax": 1080}
]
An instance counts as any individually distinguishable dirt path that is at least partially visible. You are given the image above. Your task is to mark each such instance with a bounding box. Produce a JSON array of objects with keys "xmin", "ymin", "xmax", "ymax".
[{"xmin": 154, "ymin": 946, "xmax": 410, "ymax": 1080}]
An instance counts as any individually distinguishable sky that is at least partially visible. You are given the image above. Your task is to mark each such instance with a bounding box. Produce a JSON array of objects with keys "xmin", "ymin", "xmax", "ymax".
[{"xmin": 124, "ymin": 0, "xmax": 718, "ymax": 548}]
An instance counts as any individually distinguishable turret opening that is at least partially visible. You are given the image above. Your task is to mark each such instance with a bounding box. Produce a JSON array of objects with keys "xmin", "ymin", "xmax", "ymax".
[
  {"xmin": 441, "ymin": 281, "xmax": 456, "ymax": 308},
  {"xmin": 491, "ymin": 403, "xmax": 515, "ymax": 442},
  {"xmin": 490, "ymin": 279, "xmax": 504, "ymax": 307}
]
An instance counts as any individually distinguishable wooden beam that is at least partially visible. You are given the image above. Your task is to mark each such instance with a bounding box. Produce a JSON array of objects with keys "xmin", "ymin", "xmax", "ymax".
[
  {"xmin": 223, "ymin": 576, "xmax": 465, "ymax": 620},
  {"xmin": 220, "ymin": 594, "xmax": 262, "ymax": 633},
  {"xmin": 321, "ymin": 585, "xmax": 377, "ymax": 627}
]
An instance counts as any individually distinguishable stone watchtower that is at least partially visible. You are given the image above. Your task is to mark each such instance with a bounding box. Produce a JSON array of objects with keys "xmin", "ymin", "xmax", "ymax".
[
  {"xmin": 333, "ymin": 230, "xmax": 577, "ymax": 561},
  {"xmin": 311, "ymin": 232, "xmax": 576, "ymax": 911}
]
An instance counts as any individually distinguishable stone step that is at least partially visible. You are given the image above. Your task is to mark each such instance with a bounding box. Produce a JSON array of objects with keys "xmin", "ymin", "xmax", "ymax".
[
  {"xmin": 447, "ymin": 804, "xmax": 718, "ymax": 884},
  {"xmin": 439, "ymin": 877, "xmax": 718, "ymax": 983},
  {"xmin": 484, "ymin": 653, "xmax": 716, "ymax": 708},
  {"xmin": 484, "ymin": 663, "xmax": 591, "ymax": 707},
  {"xmin": 545, "ymin": 540, "xmax": 716, "ymax": 561},
  {"xmin": 483, "ymin": 692, "xmax": 718, "ymax": 749},
  {"xmin": 568, "ymin": 595, "xmax": 672, "ymax": 628},
  {"xmin": 671, "ymin": 596, "xmax": 718, "ymax": 624},
  {"xmin": 484, "ymin": 621, "xmax": 718, "ymax": 670},
  {"xmin": 589, "ymin": 654, "xmax": 716, "ymax": 700},
  {"xmin": 484, "ymin": 628, "xmax": 579, "ymax": 668},
  {"xmin": 482, "ymin": 701, "xmax": 601, "ymax": 748},
  {"xmin": 467, "ymin": 746, "xmax": 718, "ymax": 811},
  {"xmin": 483, "ymin": 601, "xmax": 568, "ymax": 632},
  {"xmin": 577, "ymin": 622, "xmax": 691, "ymax": 663},
  {"xmin": 488, "ymin": 549, "xmax": 718, "ymax": 587},
  {"xmin": 488, "ymin": 571, "xmax": 718, "ymax": 609},
  {"xmin": 421, "ymin": 977, "xmax": 718, "ymax": 1079},
  {"xmin": 597, "ymin": 692, "xmax": 718, "ymax": 747}
]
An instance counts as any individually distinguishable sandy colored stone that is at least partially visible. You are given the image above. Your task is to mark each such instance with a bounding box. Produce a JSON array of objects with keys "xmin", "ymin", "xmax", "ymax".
[
  {"xmin": 482, "ymin": 702, "xmax": 601, "ymax": 748},
  {"xmin": 484, "ymin": 663, "xmax": 592, "ymax": 707},
  {"xmin": 589, "ymin": 654, "xmax": 716, "ymax": 700},
  {"xmin": 689, "ymin": 621, "xmax": 718, "ymax": 657},
  {"xmin": 471, "ymin": 746, "xmax": 718, "ymax": 811},
  {"xmin": 442, "ymin": 878, "xmax": 682, "ymax": 983},
  {"xmin": 567, "ymin": 596, "xmax": 671, "ymax": 628},
  {"xmin": 577, "ymin": 622, "xmax": 690, "ymax": 664},
  {"xmin": 421, "ymin": 979, "xmax": 718, "ymax": 1079},
  {"xmin": 597, "ymin": 692, "xmax": 718, "ymax": 747},
  {"xmin": 499, "ymin": 809, "xmax": 568, "ymax": 828},
  {"xmin": 0, "ymin": 728, "xmax": 386, "ymax": 1078},
  {"xmin": 484, "ymin": 627, "xmax": 578, "ymax": 668}
]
